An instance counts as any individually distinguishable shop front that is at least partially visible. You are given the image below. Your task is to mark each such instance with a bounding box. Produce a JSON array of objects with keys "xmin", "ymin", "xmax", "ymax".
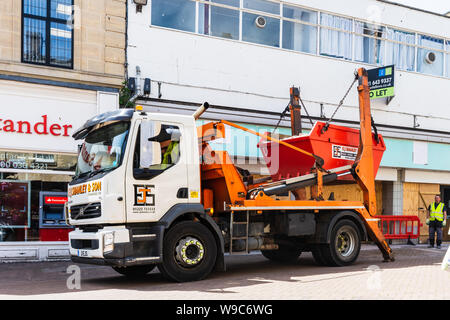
[{"xmin": 0, "ymin": 79, "xmax": 118, "ymax": 261}]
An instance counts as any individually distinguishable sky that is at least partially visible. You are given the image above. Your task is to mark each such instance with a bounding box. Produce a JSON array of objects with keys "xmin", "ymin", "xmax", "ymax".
[{"xmin": 391, "ymin": 0, "xmax": 449, "ymax": 15}]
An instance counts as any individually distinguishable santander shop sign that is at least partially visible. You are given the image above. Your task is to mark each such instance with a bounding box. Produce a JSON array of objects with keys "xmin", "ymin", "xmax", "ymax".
[
  {"xmin": 0, "ymin": 113, "xmax": 81, "ymax": 154},
  {"xmin": 0, "ymin": 115, "xmax": 72, "ymax": 137}
]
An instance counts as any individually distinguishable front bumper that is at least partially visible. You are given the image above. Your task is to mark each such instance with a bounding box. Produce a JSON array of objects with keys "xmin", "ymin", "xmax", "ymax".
[
  {"xmin": 69, "ymin": 226, "xmax": 130, "ymax": 259},
  {"xmin": 69, "ymin": 224, "xmax": 163, "ymax": 267}
]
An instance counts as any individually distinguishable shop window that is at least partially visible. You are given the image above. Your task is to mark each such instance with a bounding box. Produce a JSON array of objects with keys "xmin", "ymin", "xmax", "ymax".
[
  {"xmin": 417, "ymin": 35, "xmax": 444, "ymax": 77},
  {"xmin": 22, "ymin": 0, "xmax": 74, "ymax": 68},
  {"xmin": 151, "ymin": 0, "xmax": 196, "ymax": 33},
  {"xmin": 0, "ymin": 172, "xmax": 72, "ymax": 242},
  {"xmin": 199, "ymin": 0, "xmax": 240, "ymax": 40},
  {"xmin": 0, "ymin": 181, "xmax": 30, "ymax": 241},
  {"xmin": 0, "ymin": 152, "xmax": 76, "ymax": 242},
  {"xmin": 380, "ymin": 28, "xmax": 415, "ymax": 71},
  {"xmin": 320, "ymin": 14, "xmax": 352, "ymax": 60},
  {"xmin": 0, "ymin": 151, "xmax": 77, "ymax": 172},
  {"xmin": 133, "ymin": 124, "xmax": 181, "ymax": 180},
  {"xmin": 282, "ymin": 5, "xmax": 317, "ymax": 54}
]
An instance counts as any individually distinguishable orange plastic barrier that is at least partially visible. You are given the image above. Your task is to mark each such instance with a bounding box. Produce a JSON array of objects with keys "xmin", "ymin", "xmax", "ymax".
[{"xmin": 375, "ymin": 215, "xmax": 422, "ymax": 240}]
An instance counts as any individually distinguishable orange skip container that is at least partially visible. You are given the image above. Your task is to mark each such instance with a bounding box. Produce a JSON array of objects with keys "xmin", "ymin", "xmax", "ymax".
[{"xmin": 258, "ymin": 121, "xmax": 385, "ymax": 182}]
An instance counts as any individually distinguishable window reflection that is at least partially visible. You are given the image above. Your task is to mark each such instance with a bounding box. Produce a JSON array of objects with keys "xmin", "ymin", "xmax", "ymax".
[
  {"xmin": 23, "ymin": 18, "xmax": 47, "ymax": 64},
  {"xmin": 282, "ymin": 6, "xmax": 317, "ymax": 54},
  {"xmin": 51, "ymin": 0, "xmax": 73, "ymax": 20},
  {"xmin": 0, "ymin": 152, "xmax": 77, "ymax": 172},
  {"xmin": 151, "ymin": 0, "xmax": 196, "ymax": 33},
  {"xmin": 354, "ymin": 22, "xmax": 385, "ymax": 65},
  {"xmin": 243, "ymin": 0, "xmax": 280, "ymax": 15},
  {"xmin": 199, "ymin": 3, "xmax": 240, "ymax": 40}
]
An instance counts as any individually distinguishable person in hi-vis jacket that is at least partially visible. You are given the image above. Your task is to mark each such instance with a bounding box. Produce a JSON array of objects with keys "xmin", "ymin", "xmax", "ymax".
[{"xmin": 426, "ymin": 195, "xmax": 447, "ymax": 249}]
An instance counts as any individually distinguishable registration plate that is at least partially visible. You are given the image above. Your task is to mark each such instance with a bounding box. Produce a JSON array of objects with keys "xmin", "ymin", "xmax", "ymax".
[{"xmin": 78, "ymin": 250, "xmax": 89, "ymax": 257}]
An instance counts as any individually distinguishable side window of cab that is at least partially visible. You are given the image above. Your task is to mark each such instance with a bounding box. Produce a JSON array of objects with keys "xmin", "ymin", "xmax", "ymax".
[{"xmin": 133, "ymin": 122, "xmax": 181, "ymax": 179}]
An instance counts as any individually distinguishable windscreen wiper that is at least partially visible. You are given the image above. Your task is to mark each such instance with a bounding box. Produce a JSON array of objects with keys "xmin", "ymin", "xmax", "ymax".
[
  {"xmin": 73, "ymin": 171, "xmax": 90, "ymax": 181},
  {"xmin": 88, "ymin": 167, "xmax": 114, "ymax": 178}
]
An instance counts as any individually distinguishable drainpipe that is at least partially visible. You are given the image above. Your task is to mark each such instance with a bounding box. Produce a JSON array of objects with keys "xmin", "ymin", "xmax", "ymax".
[{"xmin": 126, "ymin": 65, "xmax": 142, "ymax": 106}]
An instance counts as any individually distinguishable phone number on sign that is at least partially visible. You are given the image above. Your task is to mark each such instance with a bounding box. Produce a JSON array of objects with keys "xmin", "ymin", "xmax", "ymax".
[{"xmin": 0, "ymin": 160, "xmax": 48, "ymax": 170}]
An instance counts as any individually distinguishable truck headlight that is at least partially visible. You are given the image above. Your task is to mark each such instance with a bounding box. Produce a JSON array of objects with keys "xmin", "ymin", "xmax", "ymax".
[
  {"xmin": 103, "ymin": 232, "xmax": 114, "ymax": 253},
  {"xmin": 64, "ymin": 202, "xmax": 71, "ymax": 226}
]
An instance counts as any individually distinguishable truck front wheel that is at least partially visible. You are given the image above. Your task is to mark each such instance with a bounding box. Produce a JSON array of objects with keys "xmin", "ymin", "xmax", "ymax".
[{"xmin": 158, "ymin": 221, "xmax": 217, "ymax": 282}]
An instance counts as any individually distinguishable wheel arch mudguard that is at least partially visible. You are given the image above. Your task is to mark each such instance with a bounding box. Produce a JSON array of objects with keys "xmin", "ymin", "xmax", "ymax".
[
  {"xmin": 159, "ymin": 203, "xmax": 226, "ymax": 272},
  {"xmin": 317, "ymin": 210, "xmax": 368, "ymax": 244},
  {"xmin": 328, "ymin": 210, "xmax": 368, "ymax": 242}
]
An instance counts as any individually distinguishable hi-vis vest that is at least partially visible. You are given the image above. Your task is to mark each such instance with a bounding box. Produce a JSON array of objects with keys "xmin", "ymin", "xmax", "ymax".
[
  {"xmin": 162, "ymin": 141, "xmax": 179, "ymax": 165},
  {"xmin": 430, "ymin": 202, "xmax": 445, "ymax": 222}
]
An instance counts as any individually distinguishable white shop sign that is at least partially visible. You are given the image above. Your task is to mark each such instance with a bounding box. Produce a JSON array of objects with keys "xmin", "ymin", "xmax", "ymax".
[{"xmin": 0, "ymin": 80, "xmax": 118, "ymax": 154}]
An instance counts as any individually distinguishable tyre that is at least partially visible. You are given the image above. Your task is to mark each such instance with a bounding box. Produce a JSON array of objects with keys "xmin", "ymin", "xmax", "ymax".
[
  {"xmin": 311, "ymin": 245, "xmax": 327, "ymax": 266},
  {"xmin": 261, "ymin": 244, "xmax": 301, "ymax": 263},
  {"xmin": 319, "ymin": 219, "xmax": 361, "ymax": 266},
  {"xmin": 158, "ymin": 221, "xmax": 217, "ymax": 282},
  {"xmin": 112, "ymin": 265, "xmax": 155, "ymax": 277}
]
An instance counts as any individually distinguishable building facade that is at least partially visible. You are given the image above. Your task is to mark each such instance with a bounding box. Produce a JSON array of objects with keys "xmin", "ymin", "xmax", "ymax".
[
  {"xmin": 0, "ymin": 0, "xmax": 126, "ymax": 260},
  {"xmin": 127, "ymin": 0, "xmax": 450, "ymax": 242}
]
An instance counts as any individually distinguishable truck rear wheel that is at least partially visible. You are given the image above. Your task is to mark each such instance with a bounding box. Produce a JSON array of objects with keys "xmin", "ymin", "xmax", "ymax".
[
  {"xmin": 112, "ymin": 265, "xmax": 155, "ymax": 277},
  {"xmin": 315, "ymin": 219, "xmax": 361, "ymax": 266},
  {"xmin": 261, "ymin": 245, "xmax": 301, "ymax": 263},
  {"xmin": 158, "ymin": 221, "xmax": 217, "ymax": 282}
]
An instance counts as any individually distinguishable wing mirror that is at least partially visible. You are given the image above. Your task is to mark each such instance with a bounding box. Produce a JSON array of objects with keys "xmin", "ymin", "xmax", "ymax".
[{"xmin": 139, "ymin": 120, "xmax": 162, "ymax": 168}]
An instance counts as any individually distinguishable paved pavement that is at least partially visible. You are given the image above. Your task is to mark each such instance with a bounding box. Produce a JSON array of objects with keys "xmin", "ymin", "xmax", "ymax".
[{"xmin": 0, "ymin": 244, "xmax": 449, "ymax": 300}]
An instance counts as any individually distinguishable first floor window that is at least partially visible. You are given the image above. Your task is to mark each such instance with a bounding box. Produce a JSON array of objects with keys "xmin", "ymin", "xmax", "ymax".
[
  {"xmin": 199, "ymin": 0, "xmax": 240, "ymax": 40},
  {"xmin": 380, "ymin": 28, "xmax": 415, "ymax": 71},
  {"xmin": 22, "ymin": 0, "xmax": 73, "ymax": 68},
  {"xmin": 151, "ymin": 0, "xmax": 196, "ymax": 33},
  {"xmin": 446, "ymin": 41, "xmax": 450, "ymax": 78},
  {"xmin": 282, "ymin": 6, "xmax": 317, "ymax": 54},
  {"xmin": 417, "ymin": 35, "xmax": 444, "ymax": 77},
  {"xmin": 242, "ymin": 13, "xmax": 280, "ymax": 47},
  {"xmin": 320, "ymin": 14, "xmax": 352, "ymax": 60},
  {"xmin": 354, "ymin": 22, "xmax": 385, "ymax": 66}
]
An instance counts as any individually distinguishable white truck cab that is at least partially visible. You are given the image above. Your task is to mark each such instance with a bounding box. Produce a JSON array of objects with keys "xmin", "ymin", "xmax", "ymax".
[{"xmin": 67, "ymin": 107, "xmax": 223, "ymax": 281}]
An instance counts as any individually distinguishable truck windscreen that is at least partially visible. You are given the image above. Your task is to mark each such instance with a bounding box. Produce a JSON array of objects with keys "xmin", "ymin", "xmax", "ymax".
[{"xmin": 74, "ymin": 121, "xmax": 130, "ymax": 180}]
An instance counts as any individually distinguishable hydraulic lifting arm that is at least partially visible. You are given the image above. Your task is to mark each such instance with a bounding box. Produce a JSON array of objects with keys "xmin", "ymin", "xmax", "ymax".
[{"xmin": 352, "ymin": 68, "xmax": 395, "ymax": 261}]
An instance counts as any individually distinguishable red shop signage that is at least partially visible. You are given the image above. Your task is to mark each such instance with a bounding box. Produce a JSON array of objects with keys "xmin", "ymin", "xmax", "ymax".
[
  {"xmin": 0, "ymin": 115, "xmax": 73, "ymax": 137},
  {"xmin": 44, "ymin": 196, "xmax": 68, "ymax": 204}
]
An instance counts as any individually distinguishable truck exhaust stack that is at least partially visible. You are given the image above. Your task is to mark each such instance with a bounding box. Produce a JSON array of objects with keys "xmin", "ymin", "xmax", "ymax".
[{"xmin": 193, "ymin": 102, "xmax": 210, "ymax": 120}]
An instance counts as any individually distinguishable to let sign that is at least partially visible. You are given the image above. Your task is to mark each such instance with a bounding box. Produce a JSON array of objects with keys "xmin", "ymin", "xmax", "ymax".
[{"xmin": 368, "ymin": 65, "xmax": 395, "ymax": 100}]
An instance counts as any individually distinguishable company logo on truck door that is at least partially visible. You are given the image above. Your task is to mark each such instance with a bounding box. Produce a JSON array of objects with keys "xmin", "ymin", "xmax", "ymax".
[
  {"xmin": 332, "ymin": 145, "xmax": 358, "ymax": 161},
  {"xmin": 133, "ymin": 184, "xmax": 155, "ymax": 213}
]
